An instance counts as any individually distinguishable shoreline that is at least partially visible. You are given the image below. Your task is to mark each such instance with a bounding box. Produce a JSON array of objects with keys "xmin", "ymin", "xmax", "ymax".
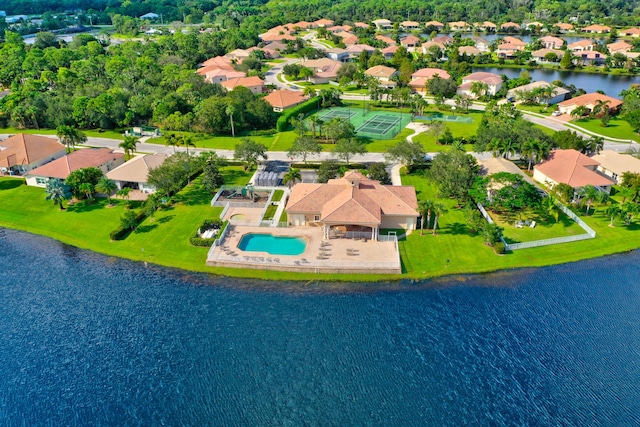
[{"xmin": 2, "ymin": 222, "xmax": 638, "ymax": 283}]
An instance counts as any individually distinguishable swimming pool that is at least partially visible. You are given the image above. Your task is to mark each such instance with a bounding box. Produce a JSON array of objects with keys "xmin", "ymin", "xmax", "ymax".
[{"xmin": 237, "ymin": 234, "xmax": 306, "ymax": 255}]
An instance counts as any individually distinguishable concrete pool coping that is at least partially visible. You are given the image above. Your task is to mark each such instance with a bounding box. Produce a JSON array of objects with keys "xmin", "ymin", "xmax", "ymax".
[{"xmin": 206, "ymin": 224, "xmax": 401, "ymax": 275}]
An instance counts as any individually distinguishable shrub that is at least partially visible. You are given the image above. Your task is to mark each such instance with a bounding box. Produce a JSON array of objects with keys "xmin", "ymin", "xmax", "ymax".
[
  {"xmin": 493, "ymin": 242, "xmax": 506, "ymax": 254},
  {"xmin": 189, "ymin": 219, "xmax": 227, "ymax": 246},
  {"xmin": 110, "ymin": 210, "xmax": 148, "ymax": 241},
  {"xmin": 276, "ymin": 96, "xmax": 321, "ymax": 131}
]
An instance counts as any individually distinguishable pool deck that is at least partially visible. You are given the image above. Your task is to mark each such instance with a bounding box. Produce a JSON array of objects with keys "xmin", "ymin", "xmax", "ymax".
[{"xmin": 206, "ymin": 224, "xmax": 401, "ymax": 274}]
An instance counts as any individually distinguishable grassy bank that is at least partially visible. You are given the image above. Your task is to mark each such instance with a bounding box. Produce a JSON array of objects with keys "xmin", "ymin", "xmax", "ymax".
[{"xmin": 2, "ymin": 168, "xmax": 639, "ymax": 282}]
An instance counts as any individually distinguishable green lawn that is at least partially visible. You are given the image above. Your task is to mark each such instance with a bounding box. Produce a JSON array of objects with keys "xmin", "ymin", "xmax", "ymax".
[
  {"xmin": 0, "ymin": 127, "xmax": 126, "ymax": 141},
  {"xmin": 147, "ymin": 131, "xmax": 297, "ymax": 151},
  {"xmin": 271, "ymin": 189, "xmax": 284, "ymax": 202},
  {"xmin": 571, "ymin": 117, "xmax": 639, "ymax": 142},
  {"xmin": 262, "ymin": 204, "xmax": 278, "ymax": 221},
  {"xmin": 413, "ymin": 111, "xmax": 482, "ymax": 152},
  {"xmin": 490, "ymin": 209, "xmax": 585, "ymax": 243},
  {"xmin": 398, "ymin": 170, "xmax": 640, "ymax": 278}
]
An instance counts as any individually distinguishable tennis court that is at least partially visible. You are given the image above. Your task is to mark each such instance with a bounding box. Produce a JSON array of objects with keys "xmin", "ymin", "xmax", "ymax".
[
  {"xmin": 314, "ymin": 107, "xmax": 411, "ymax": 139},
  {"xmin": 415, "ymin": 112, "xmax": 474, "ymax": 123}
]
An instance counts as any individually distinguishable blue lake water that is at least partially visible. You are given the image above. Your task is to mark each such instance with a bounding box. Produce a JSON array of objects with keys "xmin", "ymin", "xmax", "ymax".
[{"xmin": 1, "ymin": 227, "xmax": 640, "ymax": 426}]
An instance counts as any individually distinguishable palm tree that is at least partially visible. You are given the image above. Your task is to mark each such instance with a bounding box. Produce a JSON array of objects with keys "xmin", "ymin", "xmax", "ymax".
[
  {"xmin": 282, "ymin": 167, "xmax": 302, "ymax": 188},
  {"xmin": 418, "ymin": 200, "xmax": 435, "ymax": 235},
  {"xmin": 584, "ymin": 136, "xmax": 604, "ymax": 155},
  {"xmin": 226, "ymin": 105, "xmax": 236, "ymax": 137},
  {"xmin": 520, "ymin": 139, "xmax": 536, "ymax": 171},
  {"xmin": 591, "ymin": 99, "xmax": 610, "ymax": 118},
  {"xmin": 579, "ymin": 185, "xmax": 600, "ymax": 215},
  {"xmin": 451, "ymin": 140, "xmax": 465, "ymax": 152},
  {"xmin": 119, "ymin": 136, "xmax": 139, "ymax": 159},
  {"xmin": 165, "ymin": 133, "xmax": 178, "ymax": 153},
  {"xmin": 56, "ymin": 125, "xmax": 87, "ymax": 153},
  {"xmin": 96, "ymin": 176, "xmax": 117, "ymax": 205},
  {"xmin": 303, "ymin": 86, "xmax": 317, "ymax": 99},
  {"xmin": 605, "ymin": 203, "xmax": 622, "ymax": 226},
  {"xmin": 78, "ymin": 182, "xmax": 95, "ymax": 200},
  {"xmin": 500, "ymin": 138, "xmax": 518, "ymax": 160},
  {"xmin": 487, "ymin": 138, "xmax": 503, "ymax": 158},
  {"xmin": 544, "ymin": 195, "xmax": 560, "ymax": 223},
  {"xmin": 431, "ymin": 202, "xmax": 448, "ymax": 235},
  {"xmin": 470, "ymin": 81, "xmax": 488, "ymax": 99},
  {"xmin": 180, "ymin": 135, "xmax": 196, "ymax": 154},
  {"xmin": 571, "ymin": 105, "xmax": 588, "ymax": 121},
  {"xmin": 308, "ymin": 116, "xmax": 320, "ymax": 138},
  {"xmin": 45, "ymin": 179, "xmax": 72, "ymax": 210},
  {"xmin": 117, "ymin": 187, "xmax": 132, "ymax": 201}
]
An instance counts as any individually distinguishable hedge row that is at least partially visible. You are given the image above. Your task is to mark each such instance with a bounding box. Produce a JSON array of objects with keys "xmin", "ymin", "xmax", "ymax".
[
  {"xmin": 290, "ymin": 162, "xmax": 368, "ymax": 170},
  {"xmin": 276, "ymin": 96, "xmax": 321, "ymax": 132},
  {"xmin": 110, "ymin": 210, "xmax": 148, "ymax": 241},
  {"xmin": 189, "ymin": 219, "xmax": 228, "ymax": 247}
]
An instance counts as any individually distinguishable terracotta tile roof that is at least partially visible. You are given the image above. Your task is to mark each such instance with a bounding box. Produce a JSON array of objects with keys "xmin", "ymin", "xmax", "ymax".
[
  {"xmin": 498, "ymin": 42, "xmax": 525, "ymax": 52},
  {"xmin": 401, "ymin": 35, "xmax": 421, "ymax": 45},
  {"xmin": 26, "ymin": 148, "xmax": 123, "ymax": 180},
  {"xmin": 382, "ymin": 45, "xmax": 399, "ymax": 56},
  {"xmin": 401, "ymin": 21, "xmax": 420, "ymax": 27},
  {"xmin": 607, "ymin": 41, "xmax": 633, "ymax": 52},
  {"xmin": 431, "ymin": 35, "xmax": 453, "ymax": 45},
  {"xmin": 106, "ymin": 153, "xmax": 167, "ymax": 183},
  {"xmin": 354, "ymin": 22, "xmax": 369, "ymax": 28},
  {"xmin": 200, "ymin": 56, "xmax": 234, "ymax": 70},
  {"xmin": 375, "ymin": 35, "xmax": 396, "ymax": 45},
  {"xmin": 501, "ymin": 22, "xmax": 521, "ymax": 29},
  {"xmin": 0, "ymin": 134, "xmax": 65, "ymax": 169},
  {"xmin": 540, "ymin": 36, "xmax": 564, "ymax": 46},
  {"xmin": 293, "ymin": 21, "xmax": 313, "ymax": 29},
  {"xmin": 425, "ymin": 21, "xmax": 444, "ymax": 28},
  {"xmin": 568, "ymin": 39, "xmax": 595, "ymax": 49},
  {"xmin": 346, "ymin": 44, "xmax": 376, "ymax": 54},
  {"xmin": 286, "ymin": 171, "xmax": 418, "ymax": 224},
  {"xmin": 534, "ymin": 149, "xmax": 615, "ymax": 188},
  {"xmin": 336, "ymin": 32, "xmax": 358, "ymax": 45},
  {"xmin": 201, "ymin": 68, "xmax": 246, "ymax": 82},
  {"xmin": 365, "ymin": 65, "xmax": 398, "ymax": 79},
  {"xmin": 591, "ymin": 150, "xmax": 640, "ymax": 176},
  {"xmin": 313, "ymin": 19, "xmax": 334, "ymax": 27},
  {"xmin": 478, "ymin": 157, "xmax": 537, "ymax": 186},
  {"xmin": 462, "ymin": 72, "xmax": 503, "ymax": 86},
  {"xmin": 474, "ymin": 21, "xmax": 497, "ymax": 28},
  {"xmin": 531, "ymin": 48, "xmax": 564, "ymax": 58},
  {"xmin": 620, "ymin": 28, "xmax": 640, "ymax": 36},
  {"xmin": 556, "ymin": 23, "xmax": 574, "ymax": 30},
  {"xmin": 558, "ymin": 92, "xmax": 622, "ymax": 110},
  {"xmin": 412, "ymin": 68, "xmax": 450, "ymax": 80},
  {"xmin": 449, "ymin": 21, "xmax": 470, "ymax": 29},
  {"xmin": 299, "ymin": 58, "xmax": 343, "ymax": 79},
  {"xmin": 582, "ymin": 24, "xmax": 611, "ymax": 32},
  {"xmin": 263, "ymin": 89, "xmax": 306, "ymax": 109},
  {"xmin": 503, "ymin": 36, "xmax": 526, "ymax": 46},
  {"xmin": 458, "ymin": 46, "xmax": 481, "ymax": 55},
  {"xmin": 220, "ymin": 76, "xmax": 265, "ymax": 91},
  {"xmin": 422, "ymin": 41, "xmax": 446, "ymax": 51}
]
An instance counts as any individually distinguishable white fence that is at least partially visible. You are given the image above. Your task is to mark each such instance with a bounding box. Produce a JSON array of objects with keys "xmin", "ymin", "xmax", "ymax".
[
  {"xmin": 476, "ymin": 202, "xmax": 596, "ymax": 251},
  {"xmin": 207, "ymin": 223, "xmax": 232, "ymax": 259}
]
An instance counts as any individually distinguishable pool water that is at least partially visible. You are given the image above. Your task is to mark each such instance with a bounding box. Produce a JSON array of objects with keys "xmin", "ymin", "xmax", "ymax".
[{"xmin": 238, "ymin": 233, "xmax": 306, "ymax": 255}]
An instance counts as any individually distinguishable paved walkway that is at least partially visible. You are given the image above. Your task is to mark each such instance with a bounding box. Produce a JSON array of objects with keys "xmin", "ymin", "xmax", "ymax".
[{"xmin": 389, "ymin": 122, "xmax": 430, "ymax": 186}]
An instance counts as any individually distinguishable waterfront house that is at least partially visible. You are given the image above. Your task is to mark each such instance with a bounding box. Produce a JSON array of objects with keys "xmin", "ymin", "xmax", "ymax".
[
  {"xmin": 497, "ymin": 42, "xmax": 525, "ymax": 58},
  {"xmin": 364, "ymin": 65, "xmax": 398, "ymax": 88},
  {"xmin": 400, "ymin": 35, "xmax": 421, "ymax": 51},
  {"xmin": 557, "ymin": 92, "xmax": 622, "ymax": 115},
  {"xmin": 555, "ymin": 23, "xmax": 575, "ymax": 33},
  {"xmin": 458, "ymin": 72, "xmax": 503, "ymax": 97},
  {"xmin": 533, "ymin": 149, "xmax": 615, "ymax": 193},
  {"xmin": 449, "ymin": 21, "xmax": 471, "ymax": 32},
  {"xmin": 590, "ymin": 150, "xmax": 640, "ymax": 184},
  {"xmin": 25, "ymin": 148, "xmax": 124, "ymax": 188},
  {"xmin": 372, "ymin": 19, "xmax": 393, "ymax": 31},
  {"xmin": 425, "ymin": 21, "xmax": 445, "ymax": 31},
  {"xmin": 474, "ymin": 21, "xmax": 497, "ymax": 32},
  {"xmin": 531, "ymin": 48, "xmax": 565, "ymax": 63},
  {"xmin": 568, "ymin": 39, "xmax": 596, "ymax": 52},
  {"xmin": 263, "ymin": 90, "xmax": 307, "ymax": 112},
  {"xmin": 539, "ymin": 35, "xmax": 564, "ymax": 49},
  {"xmin": 620, "ymin": 28, "xmax": 640, "ymax": 37},
  {"xmin": 526, "ymin": 21, "xmax": 544, "ymax": 30},
  {"xmin": 575, "ymin": 51, "xmax": 607, "ymax": 66},
  {"xmin": 0, "ymin": 134, "xmax": 66, "ymax": 176},
  {"xmin": 220, "ymin": 76, "xmax": 265, "ymax": 94},
  {"xmin": 459, "ymin": 46, "xmax": 481, "ymax": 56},
  {"xmin": 422, "ymin": 41, "xmax": 446, "ymax": 55},
  {"xmin": 607, "ymin": 41, "xmax": 633, "ymax": 54},
  {"xmin": 500, "ymin": 22, "xmax": 521, "ymax": 31},
  {"xmin": 299, "ymin": 58, "xmax": 343, "ymax": 83},
  {"xmin": 506, "ymin": 81, "xmax": 569, "ymax": 104},
  {"xmin": 285, "ymin": 170, "xmax": 419, "ymax": 240},
  {"xmin": 581, "ymin": 24, "xmax": 611, "ymax": 34},
  {"xmin": 106, "ymin": 153, "xmax": 167, "ymax": 194},
  {"xmin": 400, "ymin": 21, "xmax": 421, "ymax": 31},
  {"xmin": 503, "ymin": 36, "xmax": 526, "ymax": 47},
  {"xmin": 432, "ymin": 35, "xmax": 453, "ymax": 46},
  {"xmin": 471, "ymin": 36, "xmax": 490, "ymax": 51}
]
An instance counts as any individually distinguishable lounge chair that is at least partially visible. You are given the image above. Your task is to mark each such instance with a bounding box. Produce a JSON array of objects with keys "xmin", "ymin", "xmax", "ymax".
[{"xmin": 530, "ymin": 221, "xmax": 536, "ymax": 228}]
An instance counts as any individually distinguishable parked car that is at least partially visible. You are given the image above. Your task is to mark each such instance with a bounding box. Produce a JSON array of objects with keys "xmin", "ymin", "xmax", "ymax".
[{"xmin": 552, "ymin": 111, "xmax": 562, "ymax": 116}]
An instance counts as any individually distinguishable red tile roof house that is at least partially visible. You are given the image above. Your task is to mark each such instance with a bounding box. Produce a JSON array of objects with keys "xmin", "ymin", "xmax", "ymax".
[
  {"xmin": 106, "ymin": 153, "xmax": 168, "ymax": 194},
  {"xmin": 424, "ymin": 21, "xmax": 445, "ymax": 31},
  {"xmin": 458, "ymin": 46, "xmax": 481, "ymax": 56},
  {"xmin": 500, "ymin": 22, "xmax": 521, "ymax": 31},
  {"xmin": 409, "ymin": 68, "xmax": 451, "ymax": 93},
  {"xmin": 263, "ymin": 89, "xmax": 307, "ymax": 112},
  {"xmin": 557, "ymin": 92, "xmax": 623, "ymax": 115},
  {"xmin": 568, "ymin": 39, "xmax": 596, "ymax": 52},
  {"xmin": 607, "ymin": 41, "xmax": 633, "ymax": 54},
  {"xmin": 497, "ymin": 42, "xmax": 525, "ymax": 58},
  {"xmin": 313, "ymin": 19, "xmax": 334, "ymax": 28},
  {"xmin": 531, "ymin": 48, "xmax": 565, "ymax": 63},
  {"xmin": 449, "ymin": 21, "xmax": 471, "ymax": 32},
  {"xmin": 533, "ymin": 149, "xmax": 616, "ymax": 193},
  {"xmin": 199, "ymin": 67, "xmax": 246, "ymax": 84},
  {"xmin": 457, "ymin": 72, "xmax": 503, "ymax": 97},
  {"xmin": 364, "ymin": 65, "xmax": 399, "ymax": 88},
  {"xmin": 590, "ymin": 150, "xmax": 640, "ymax": 184},
  {"xmin": 25, "ymin": 148, "xmax": 124, "ymax": 187},
  {"xmin": 220, "ymin": 76, "xmax": 265, "ymax": 94},
  {"xmin": 620, "ymin": 28, "xmax": 640, "ymax": 37},
  {"xmin": 400, "ymin": 35, "xmax": 421, "ymax": 51},
  {"xmin": 555, "ymin": 23, "xmax": 575, "ymax": 33},
  {"xmin": 474, "ymin": 21, "xmax": 497, "ymax": 32},
  {"xmin": 540, "ymin": 35, "xmax": 565, "ymax": 49},
  {"xmin": 375, "ymin": 34, "xmax": 396, "ymax": 45},
  {"xmin": 354, "ymin": 22, "xmax": 370, "ymax": 29},
  {"xmin": 299, "ymin": 58, "xmax": 343, "ymax": 84},
  {"xmin": 581, "ymin": 24, "xmax": 611, "ymax": 34},
  {"xmin": 0, "ymin": 134, "xmax": 66, "ymax": 176},
  {"xmin": 285, "ymin": 170, "xmax": 419, "ymax": 240},
  {"xmin": 400, "ymin": 21, "xmax": 421, "ymax": 31},
  {"xmin": 372, "ymin": 19, "xmax": 393, "ymax": 31},
  {"xmin": 335, "ymin": 31, "xmax": 358, "ymax": 46},
  {"xmin": 575, "ymin": 50, "xmax": 607, "ymax": 66},
  {"xmin": 382, "ymin": 45, "xmax": 398, "ymax": 60}
]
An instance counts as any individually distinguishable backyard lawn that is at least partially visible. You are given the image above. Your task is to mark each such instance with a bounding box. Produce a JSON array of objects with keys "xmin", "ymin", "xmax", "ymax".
[
  {"xmin": 147, "ymin": 131, "xmax": 297, "ymax": 151},
  {"xmin": 571, "ymin": 117, "xmax": 639, "ymax": 142},
  {"xmin": 490, "ymin": 208, "xmax": 585, "ymax": 243}
]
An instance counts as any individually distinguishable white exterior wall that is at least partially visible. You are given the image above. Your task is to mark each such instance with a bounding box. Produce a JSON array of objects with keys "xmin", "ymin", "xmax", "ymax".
[
  {"xmin": 532, "ymin": 169, "xmax": 557, "ymax": 187},
  {"xmin": 381, "ymin": 216, "xmax": 417, "ymax": 230},
  {"xmin": 25, "ymin": 175, "xmax": 49, "ymax": 187}
]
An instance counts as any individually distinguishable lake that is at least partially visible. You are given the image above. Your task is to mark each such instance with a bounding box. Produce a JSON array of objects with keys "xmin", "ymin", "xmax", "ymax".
[
  {"xmin": 1, "ymin": 227, "xmax": 639, "ymax": 426},
  {"xmin": 472, "ymin": 66, "xmax": 638, "ymax": 98}
]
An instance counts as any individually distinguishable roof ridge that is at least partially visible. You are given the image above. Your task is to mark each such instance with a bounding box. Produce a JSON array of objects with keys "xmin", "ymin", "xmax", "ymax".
[{"xmin": 286, "ymin": 184, "xmax": 324, "ymax": 211}]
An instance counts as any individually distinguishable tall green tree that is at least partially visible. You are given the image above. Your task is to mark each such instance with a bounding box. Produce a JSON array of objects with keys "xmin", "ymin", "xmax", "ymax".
[
  {"xmin": 288, "ymin": 135, "xmax": 321, "ymax": 164},
  {"xmin": 56, "ymin": 125, "xmax": 87, "ymax": 153},
  {"xmin": 234, "ymin": 138, "xmax": 268, "ymax": 171},
  {"xmin": 418, "ymin": 200, "xmax": 435, "ymax": 235},
  {"xmin": 431, "ymin": 202, "xmax": 448, "ymax": 235},
  {"xmin": 119, "ymin": 135, "xmax": 139, "ymax": 159},
  {"xmin": 45, "ymin": 180, "xmax": 72, "ymax": 210},
  {"xmin": 333, "ymin": 137, "xmax": 367, "ymax": 165},
  {"xmin": 283, "ymin": 167, "xmax": 302, "ymax": 189},
  {"xmin": 95, "ymin": 176, "xmax": 117, "ymax": 205}
]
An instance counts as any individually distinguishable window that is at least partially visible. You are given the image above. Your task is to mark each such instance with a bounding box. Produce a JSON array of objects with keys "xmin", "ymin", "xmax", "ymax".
[
  {"xmin": 314, "ymin": 215, "xmax": 320, "ymax": 221},
  {"xmin": 36, "ymin": 177, "xmax": 47, "ymax": 185}
]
